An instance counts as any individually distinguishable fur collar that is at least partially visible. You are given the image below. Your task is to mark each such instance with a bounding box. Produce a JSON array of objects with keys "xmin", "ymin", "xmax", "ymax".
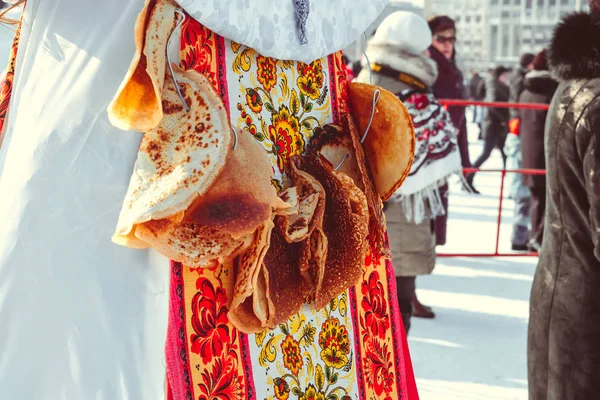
[
  {"xmin": 549, "ymin": 12, "xmax": 600, "ymax": 81},
  {"xmin": 364, "ymin": 43, "xmax": 438, "ymax": 86},
  {"xmin": 524, "ymin": 70, "xmax": 559, "ymax": 96}
]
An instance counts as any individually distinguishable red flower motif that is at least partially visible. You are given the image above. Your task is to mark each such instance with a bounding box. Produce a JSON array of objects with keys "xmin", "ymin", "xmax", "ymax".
[
  {"xmin": 257, "ymin": 55, "xmax": 278, "ymax": 92},
  {"xmin": 281, "ymin": 335, "xmax": 304, "ymax": 376},
  {"xmin": 197, "ymin": 355, "xmax": 245, "ymax": 400},
  {"xmin": 361, "ymin": 271, "xmax": 390, "ymax": 339},
  {"xmin": 363, "ymin": 336, "xmax": 395, "ymax": 396},
  {"xmin": 190, "ymin": 278, "xmax": 231, "ymax": 364},
  {"xmin": 180, "ymin": 19, "xmax": 217, "ymax": 87}
]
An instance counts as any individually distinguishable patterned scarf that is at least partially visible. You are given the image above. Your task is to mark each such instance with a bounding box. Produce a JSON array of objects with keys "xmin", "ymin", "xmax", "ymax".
[{"xmin": 390, "ymin": 90, "xmax": 462, "ymax": 224}]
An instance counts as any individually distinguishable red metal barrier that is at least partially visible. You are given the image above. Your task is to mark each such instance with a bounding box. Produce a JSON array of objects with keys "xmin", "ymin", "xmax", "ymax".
[
  {"xmin": 437, "ymin": 168, "xmax": 546, "ymax": 258},
  {"xmin": 430, "ymin": 99, "xmax": 549, "ymax": 258},
  {"xmin": 439, "ymin": 99, "xmax": 550, "ymax": 110}
]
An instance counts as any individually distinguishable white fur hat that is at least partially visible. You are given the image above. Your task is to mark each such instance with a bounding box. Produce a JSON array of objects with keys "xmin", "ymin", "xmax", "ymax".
[{"xmin": 370, "ymin": 11, "xmax": 432, "ymax": 55}]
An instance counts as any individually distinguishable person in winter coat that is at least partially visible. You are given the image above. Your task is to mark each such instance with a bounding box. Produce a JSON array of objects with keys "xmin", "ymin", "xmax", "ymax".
[
  {"xmin": 519, "ymin": 49, "xmax": 558, "ymax": 252},
  {"xmin": 428, "ymin": 15, "xmax": 477, "ymax": 248},
  {"xmin": 508, "ymin": 53, "xmax": 535, "ymax": 123},
  {"xmin": 468, "ymin": 70, "xmax": 486, "ymax": 136},
  {"xmin": 528, "ymin": 5, "xmax": 600, "ymax": 399},
  {"xmin": 358, "ymin": 11, "xmax": 462, "ymax": 330},
  {"xmin": 468, "ymin": 66, "xmax": 510, "ymax": 185}
]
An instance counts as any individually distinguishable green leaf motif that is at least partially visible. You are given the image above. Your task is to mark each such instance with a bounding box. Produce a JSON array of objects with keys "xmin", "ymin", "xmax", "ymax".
[
  {"xmin": 280, "ymin": 324, "xmax": 290, "ymax": 336},
  {"xmin": 325, "ymin": 366, "xmax": 333, "ymax": 382},
  {"xmin": 292, "ymin": 387, "xmax": 302, "ymax": 396},
  {"xmin": 331, "ymin": 372, "xmax": 339, "ymax": 385},
  {"xmin": 305, "ymin": 102, "xmax": 313, "ymax": 112},
  {"xmin": 265, "ymin": 102, "xmax": 275, "ymax": 113}
]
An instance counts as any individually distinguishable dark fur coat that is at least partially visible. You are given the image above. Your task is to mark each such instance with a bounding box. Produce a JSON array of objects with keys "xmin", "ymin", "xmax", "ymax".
[{"xmin": 528, "ymin": 11, "xmax": 600, "ymax": 400}]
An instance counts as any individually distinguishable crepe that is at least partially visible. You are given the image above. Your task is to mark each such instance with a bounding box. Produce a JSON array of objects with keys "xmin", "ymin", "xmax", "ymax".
[
  {"xmin": 113, "ymin": 65, "xmax": 233, "ymax": 244},
  {"xmin": 295, "ymin": 155, "xmax": 369, "ymax": 310},
  {"xmin": 228, "ymin": 221, "xmax": 275, "ymax": 333},
  {"xmin": 108, "ymin": 0, "xmax": 178, "ymax": 132},
  {"xmin": 134, "ymin": 219, "xmax": 252, "ymax": 267},
  {"xmin": 183, "ymin": 129, "xmax": 283, "ymax": 240},
  {"xmin": 310, "ymin": 117, "xmax": 388, "ymax": 257},
  {"xmin": 228, "ymin": 162, "xmax": 328, "ymax": 333},
  {"xmin": 348, "ymin": 82, "xmax": 416, "ymax": 202}
]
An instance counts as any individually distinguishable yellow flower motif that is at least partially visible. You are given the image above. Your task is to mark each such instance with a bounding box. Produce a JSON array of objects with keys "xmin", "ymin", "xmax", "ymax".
[
  {"xmin": 273, "ymin": 377, "xmax": 290, "ymax": 400},
  {"xmin": 297, "ymin": 60, "xmax": 324, "ymax": 100},
  {"xmin": 320, "ymin": 347, "xmax": 349, "ymax": 370},
  {"xmin": 257, "ymin": 55, "xmax": 278, "ymax": 92},
  {"xmin": 245, "ymin": 88, "xmax": 263, "ymax": 113},
  {"xmin": 299, "ymin": 384, "xmax": 325, "ymax": 400},
  {"xmin": 281, "ymin": 335, "xmax": 303, "ymax": 376},
  {"xmin": 318, "ymin": 317, "xmax": 350, "ymax": 369},
  {"xmin": 268, "ymin": 105, "xmax": 305, "ymax": 172}
]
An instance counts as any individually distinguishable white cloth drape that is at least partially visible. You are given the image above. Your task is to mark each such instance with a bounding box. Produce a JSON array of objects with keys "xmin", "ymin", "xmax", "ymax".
[{"xmin": 0, "ymin": 1, "xmax": 170, "ymax": 399}]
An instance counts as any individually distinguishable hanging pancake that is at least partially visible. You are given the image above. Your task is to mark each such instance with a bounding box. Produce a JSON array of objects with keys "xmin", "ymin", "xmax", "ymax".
[
  {"xmin": 262, "ymin": 227, "xmax": 313, "ymax": 328},
  {"xmin": 276, "ymin": 161, "xmax": 326, "ymax": 243},
  {"xmin": 113, "ymin": 65, "xmax": 233, "ymax": 244},
  {"xmin": 295, "ymin": 155, "xmax": 369, "ymax": 310},
  {"xmin": 228, "ymin": 221, "xmax": 274, "ymax": 333},
  {"xmin": 183, "ymin": 129, "xmax": 284, "ymax": 240},
  {"xmin": 108, "ymin": 0, "xmax": 179, "ymax": 132},
  {"xmin": 310, "ymin": 117, "xmax": 388, "ymax": 257},
  {"xmin": 348, "ymin": 82, "xmax": 416, "ymax": 202},
  {"xmin": 134, "ymin": 219, "xmax": 252, "ymax": 267}
]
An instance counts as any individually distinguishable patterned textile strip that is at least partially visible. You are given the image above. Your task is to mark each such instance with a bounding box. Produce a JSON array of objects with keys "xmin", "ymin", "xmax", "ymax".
[
  {"xmin": 166, "ymin": 16, "xmax": 416, "ymax": 400},
  {"xmin": 0, "ymin": 5, "xmax": 24, "ymax": 147}
]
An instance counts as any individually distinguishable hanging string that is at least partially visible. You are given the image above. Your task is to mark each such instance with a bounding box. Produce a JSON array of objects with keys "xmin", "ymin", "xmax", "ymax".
[
  {"xmin": 334, "ymin": 31, "xmax": 379, "ymax": 170},
  {"xmin": 166, "ymin": 9, "xmax": 237, "ymax": 150},
  {"xmin": 294, "ymin": 0, "xmax": 310, "ymax": 45},
  {"xmin": 167, "ymin": 9, "xmax": 190, "ymax": 113}
]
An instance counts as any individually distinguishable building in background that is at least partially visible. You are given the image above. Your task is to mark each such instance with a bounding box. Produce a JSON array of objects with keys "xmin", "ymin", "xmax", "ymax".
[{"xmin": 425, "ymin": 0, "xmax": 589, "ymax": 72}]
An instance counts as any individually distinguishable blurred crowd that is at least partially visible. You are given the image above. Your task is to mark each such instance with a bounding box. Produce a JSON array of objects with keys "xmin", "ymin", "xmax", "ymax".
[{"xmin": 343, "ymin": 2, "xmax": 600, "ymax": 399}]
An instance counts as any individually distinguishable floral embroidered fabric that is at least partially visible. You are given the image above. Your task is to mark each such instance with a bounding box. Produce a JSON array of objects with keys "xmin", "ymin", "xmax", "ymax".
[{"xmin": 164, "ymin": 18, "xmax": 418, "ymax": 400}]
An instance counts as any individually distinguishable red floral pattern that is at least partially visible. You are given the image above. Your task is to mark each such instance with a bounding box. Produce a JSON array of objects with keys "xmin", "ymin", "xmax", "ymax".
[
  {"xmin": 190, "ymin": 278, "xmax": 231, "ymax": 364},
  {"xmin": 0, "ymin": 10, "xmax": 22, "ymax": 142},
  {"xmin": 361, "ymin": 271, "xmax": 391, "ymax": 340},
  {"xmin": 197, "ymin": 351, "xmax": 245, "ymax": 400},
  {"xmin": 167, "ymin": 21, "xmax": 414, "ymax": 400},
  {"xmin": 180, "ymin": 18, "xmax": 218, "ymax": 87},
  {"xmin": 257, "ymin": 55, "xmax": 278, "ymax": 92},
  {"xmin": 281, "ymin": 335, "xmax": 304, "ymax": 376},
  {"xmin": 363, "ymin": 336, "xmax": 395, "ymax": 396}
]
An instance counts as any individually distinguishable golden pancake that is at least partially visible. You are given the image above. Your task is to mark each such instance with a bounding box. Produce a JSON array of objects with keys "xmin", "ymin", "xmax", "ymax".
[
  {"xmin": 348, "ymin": 82, "xmax": 416, "ymax": 202},
  {"xmin": 113, "ymin": 66, "xmax": 232, "ymax": 243},
  {"xmin": 108, "ymin": 0, "xmax": 179, "ymax": 132}
]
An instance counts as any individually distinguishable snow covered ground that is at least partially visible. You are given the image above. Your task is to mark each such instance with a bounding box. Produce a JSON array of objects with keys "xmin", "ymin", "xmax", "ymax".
[{"xmin": 410, "ymin": 116, "xmax": 537, "ymax": 400}]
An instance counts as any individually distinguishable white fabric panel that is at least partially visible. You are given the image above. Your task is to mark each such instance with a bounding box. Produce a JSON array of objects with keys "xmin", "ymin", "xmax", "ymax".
[
  {"xmin": 175, "ymin": 0, "xmax": 389, "ymax": 63},
  {"xmin": 0, "ymin": 1, "xmax": 170, "ymax": 399}
]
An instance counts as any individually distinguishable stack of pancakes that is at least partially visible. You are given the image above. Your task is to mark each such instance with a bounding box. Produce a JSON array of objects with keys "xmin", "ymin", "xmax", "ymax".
[{"xmin": 107, "ymin": 0, "xmax": 416, "ymax": 333}]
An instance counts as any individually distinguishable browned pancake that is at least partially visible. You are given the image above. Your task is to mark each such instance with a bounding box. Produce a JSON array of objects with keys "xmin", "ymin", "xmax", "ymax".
[
  {"xmin": 311, "ymin": 118, "xmax": 388, "ymax": 257},
  {"xmin": 295, "ymin": 155, "xmax": 369, "ymax": 310},
  {"xmin": 183, "ymin": 129, "xmax": 282, "ymax": 240}
]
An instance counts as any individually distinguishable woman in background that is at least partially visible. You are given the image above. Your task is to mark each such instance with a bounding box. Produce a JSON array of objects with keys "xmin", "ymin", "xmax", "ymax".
[{"xmin": 358, "ymin": 11, "xmax": 462, "ymax": 327}]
